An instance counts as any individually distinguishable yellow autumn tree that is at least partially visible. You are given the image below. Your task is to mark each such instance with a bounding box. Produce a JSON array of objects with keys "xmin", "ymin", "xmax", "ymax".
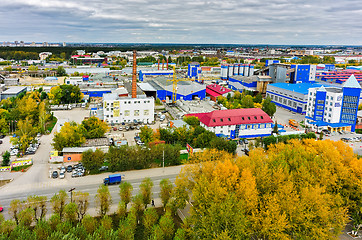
[{"xmin": 174, "ymin": 139, "xmax": 361, "ymax": 239}]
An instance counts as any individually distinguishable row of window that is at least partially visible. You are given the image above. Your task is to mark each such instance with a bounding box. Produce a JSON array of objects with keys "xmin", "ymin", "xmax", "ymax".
[
  {"xmin": 342, "ymin": 108, "xmax": 356, "ymax": 114},
  {"xmin": 106, "ymin": 110, "xmax": 150, "ymax": 118},
  {"xmin": 106, "ymin": 100, "xmax": 151, "ymax": 106},
  {"xmin": 344, "ymin": 96, "xmax": 358, "ymax": 103},
  {"xmin": 210, "ymin": 123, "xmax": 272, "ymax": 130},
  {"xmin": 106, "ymin": 119, "xmax": 150, "ymax": 123},
  {"xmin": 212, "ymin": 115, "xmax": 264, "ymax": 123}
]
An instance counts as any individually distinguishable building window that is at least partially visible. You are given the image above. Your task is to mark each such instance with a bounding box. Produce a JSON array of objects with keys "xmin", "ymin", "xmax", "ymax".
[
  {"xmin": 144, "ymin": 110, "xmax": 149, "ymax": 116},
  {"xmin": 220, "ymin": 119, "xmax": 223, "ymax": 122},
  {"xmin": 134, "ymin": 110, "xmax": 139, "ymax": 116},
  {"xmin": 228, "ymin": 118, "xmax": 231, "ymax": 121},
  {"xmin": 260, "ymin": 116, "xmax": 264, "ymax": 119},
  {"xmin": 317, "ymin": 100, "xmax": 324, "ymax": 104},
  {"xmin": 213, "ymin": 119, "xmax": 216, "ymax": 122},
  {"xmin": 125, "ymin": 110, "xmax": 130, "ymax": 116}
]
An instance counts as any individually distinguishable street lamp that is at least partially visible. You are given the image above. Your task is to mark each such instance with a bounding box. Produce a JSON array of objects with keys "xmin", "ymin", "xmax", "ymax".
[{"xmin": 68, "ymin": 188, "xmax": 75, "ymax": 202}]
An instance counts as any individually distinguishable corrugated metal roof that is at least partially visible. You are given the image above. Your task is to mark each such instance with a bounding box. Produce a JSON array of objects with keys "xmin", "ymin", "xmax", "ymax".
[{"xmin": 186, "ymin": 108, "xmax": 273, "ymax": 127}]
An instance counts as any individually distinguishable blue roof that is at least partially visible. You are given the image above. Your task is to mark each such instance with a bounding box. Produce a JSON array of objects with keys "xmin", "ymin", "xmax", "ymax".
[
  {"xmin": 327, "ymin": 123, "xmax": 351, "ymax": 128},
  {"xmin": 269, "ymin": 82, "xmax": 326, "ymax": 95}
]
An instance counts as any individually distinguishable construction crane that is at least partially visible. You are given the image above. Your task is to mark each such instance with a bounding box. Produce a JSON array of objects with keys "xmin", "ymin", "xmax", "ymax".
[{"xmin": 167, "ymin": 66, "xmax": 192, "ymax": 104}]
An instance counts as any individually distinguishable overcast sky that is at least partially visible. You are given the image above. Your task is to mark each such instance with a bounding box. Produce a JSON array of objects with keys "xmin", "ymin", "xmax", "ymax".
[{"xmin": 0, "ymin": 0, "xmax": 361, "ymax": 45}]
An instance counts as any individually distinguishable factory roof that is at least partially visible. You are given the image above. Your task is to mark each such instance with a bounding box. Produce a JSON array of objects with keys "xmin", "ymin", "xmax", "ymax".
[
  {"xmin": 186, "ymin": 108, "xmax": 273, "ymax": 127},
  {"xmin": 1, "ymin": 86, "xmax": 27, "ymax": 94},
  {"xmin": 268, "ymin": 82, "xmax": 325, "ymax": 95},
  {"xmin": 138, "ymin": 82, "xmax": 157, "ymax": 92},
  {"xmin": 206, "ymin": 84, "xmax": 232, "ymax": 95},
  {"xmin": 150, "ymin": 76, "xmax": 205, "ymax": 96}
]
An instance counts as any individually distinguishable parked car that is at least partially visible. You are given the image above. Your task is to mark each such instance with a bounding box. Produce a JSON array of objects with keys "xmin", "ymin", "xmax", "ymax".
[
  {"xmin": 113, "ymin": 127, "xmax": 117, "ymax": 131},
  {"xmin": 0, "ymin": 140, "xmax": 2, "ymax": 144},
  {"xmin": 52, "ymin": 171, "xmax": 59, "ymax": 178},
  {"xmin": 99, "ymin": 166, "xmax": 109, "ymax": 171},
  {"xmin": 119, "ymin": 126, "xmax": 123, "ymax": 131},
  {"xmin": 0, "ymin": 206, "xmax": 3, "ymax": 212},
  {"xmin": 59, "ymin": 172, "xmax": 65, "ymax": 179},
  {"xmin": 0, "ymin": 134, "xmax": 5, "ymax": 139},
  {"xmin": 67, "ymin": 165, "xmax": 73, "ymax": 172},
  {"xmin": 71, "ymin": 171, "xmax": 78, "ymax": 178},
  {"xmin": 60, "ymin": 166, "xmax": 66, "ymax": 173},
  {"xmin": 125, "ymin": 126, "xmax": 130, "ymax": 131}
]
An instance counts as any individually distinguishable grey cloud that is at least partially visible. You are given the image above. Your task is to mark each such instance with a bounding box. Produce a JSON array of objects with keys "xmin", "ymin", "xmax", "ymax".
[{"xmin": 0, "ymin": 0, "xmax": 361, "ymax": 44}]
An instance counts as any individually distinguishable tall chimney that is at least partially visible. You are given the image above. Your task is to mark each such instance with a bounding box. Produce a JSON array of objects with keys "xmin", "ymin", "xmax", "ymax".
[
  {"xmin": 158, "ymin": 59, "xmax": 160, "ymax": 70},
  {"xmin": 162, "ymin": 59, "xmax": 165, "ymax": 70},
  {"xmin": 132, "ymin": 50, "xmax": 137, "ymax": 98},
  {"xmin": 166, "ymin": 57, "xmax": 169, "ymax": 69}
]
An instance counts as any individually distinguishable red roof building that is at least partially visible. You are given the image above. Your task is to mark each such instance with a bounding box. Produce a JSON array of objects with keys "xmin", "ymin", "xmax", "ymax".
[
  {"xmin": 206, "ymin": 84, "xmax": 233, "ymax": 101},
  {"xmin": 186, "ymin": 108, "xmax": 273, "ymax": 139}
]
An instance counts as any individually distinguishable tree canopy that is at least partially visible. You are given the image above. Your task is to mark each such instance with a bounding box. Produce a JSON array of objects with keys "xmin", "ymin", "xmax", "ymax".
[{"xmin": 173, "ymin": 139, "xmax": 362, "ymax": 239}]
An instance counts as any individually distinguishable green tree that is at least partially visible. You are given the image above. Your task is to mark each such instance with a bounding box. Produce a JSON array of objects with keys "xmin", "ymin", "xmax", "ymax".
[
  {"xmin": 143, "ymin": 207, "xmax": 159, "ymax": 238},
  {"xmin": 9, "ymin": 199, "xmax": 22, "ymax": 225},
  {"xmin": 272, "ymin": 121, "xmax": 279, "ymax": 134},
  {"xmin": 50, "ymin": 190, "xmax": 68, "ymax": 220},
  {"xmin": 262, "ymin": 96, "xmax": 277, "ymax": 117},
  {"xmin": 52, "ymin": 122, "xmax": 86, "ymax": 151},
  {"xmin": 119, "ymin": 181, "xmax": 133, "ymax": 208},
  {"xmin": 117, "ymin": 201, "xmax": 127, "ymax": 220},
  {"xmin": 95, "ymin": 185, "xmax": 112, "ymax": 217},
  {"xmin": 82, "ymin": 214, "xmax": 97, "ymax": 234},
  {"xmin": 34, "ymin": 220, "xmax": 51, "ymax": 240},
  {"xmin": 160, "ymin": 179, "xmax": 173, "ymax": 210},
  {"xmin": 139, "ymin": 126, "xmax": 154, "ymax": 144},
  {"xmin": 27, "ymin": 195, "xmax": 47, "ymax": 222},
  {"xmin": 159, "ymin": 212, "xmax": 175, "ymax": 240},
  {"xmin": 0, "ymin": 118, "xmax": 9, "ymax": 135},
  {"xmin": 18, "ymin": 207, "xmax": 34, "ymax": 228},
  {"xmin": 81, "ymin": 149, "xmax": 104, "ymax": 173},
  {"xmin": 80, "ymin": 116, "xmax": 109, "ymax": 139},
  {"xmin": 2, "ymin": 151, "xmax": 10, "ymax": 166},
  {"xmin": 56, "ymin": 66, "xmax": 67, "ymax": 77},
  {"xmin": 132, "ymin": 194, "xmax": 144, "ymax": 222},
  {"xmin": 48, "ymin": 214, "xmax": 61, "ymax": 232},
  {"xmin": 150, "ymin": 224, "xmax": 164, "ymax": 240},
  {"xmin": 140, "ymin": 177, "xmax": 154, "ymax": 208},
  {"xmin": 64, "ymin": 202, "xmax": 78, "ymax": 223},
  {"xmin": 241, "ymin": 95, "xmax": 254, "ymax": 108},
  {"xmin": 253, "ymin": 93, "xmax": 263, "ymax": 104},
  {"xmin": 183, "ymin": 116, "xmax": 200, "ymax": 126}
]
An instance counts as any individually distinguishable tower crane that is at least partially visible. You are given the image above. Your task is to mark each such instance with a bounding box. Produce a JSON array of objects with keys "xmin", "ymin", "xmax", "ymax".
[{"xmin": 167, "ymin": 66, "xmax": 193, "ymax": 104}]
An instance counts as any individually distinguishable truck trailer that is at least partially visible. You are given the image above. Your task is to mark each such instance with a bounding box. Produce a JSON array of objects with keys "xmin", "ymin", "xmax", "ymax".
[{"xmin": 104, "ymin": 174, "xmax": 122, "ymax": 185}]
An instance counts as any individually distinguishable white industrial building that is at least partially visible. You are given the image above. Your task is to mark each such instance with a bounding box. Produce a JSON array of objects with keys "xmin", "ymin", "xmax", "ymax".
[{"xmin": 103, "ymin": 93, "xmax": 155, "ymax": 124}]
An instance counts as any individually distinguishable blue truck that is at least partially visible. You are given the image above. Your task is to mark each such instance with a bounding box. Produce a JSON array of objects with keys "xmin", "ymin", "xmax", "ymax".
[{"xmin": 104, "ymin": 174, "xmax": 122, "ymax": 185}]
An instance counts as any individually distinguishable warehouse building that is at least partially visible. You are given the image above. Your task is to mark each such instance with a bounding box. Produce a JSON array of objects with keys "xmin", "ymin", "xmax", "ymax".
[
  {"xmin": 305, "ymin": 75, "xmax": 361, "ymax": 132},
  {"xmin": 266, "ymin": 82, "xmax": 326, "ymax": 114},
  {"xmin": 138, "ymin": 70, "xmax": 173, "ymax": 81},
  {"xmin": 186, "ymin": 108, "xmax": 273, "ymax": 139},
  {"xmin": 0, "ymin": 86, "xmax": 27, "ymax": 100},
  {"xmin": 147, "ymin": 76, "xmax": 206, "ymax": 101}
]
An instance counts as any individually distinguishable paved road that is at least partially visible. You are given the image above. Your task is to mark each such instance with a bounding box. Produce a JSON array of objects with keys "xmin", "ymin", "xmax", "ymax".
[{"xmin": 0, "ymin": 165, "xmax": 183, "ymax": 219}]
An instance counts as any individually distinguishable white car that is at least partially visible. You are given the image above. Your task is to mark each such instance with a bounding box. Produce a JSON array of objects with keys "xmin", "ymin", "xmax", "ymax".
[
  {"xmin": 10, "ymin": 149, "xmax": 18, "ymax": 156},
  {"xmin": 59, "ymin": 172, "xmax": 65, "ymax": 179}
]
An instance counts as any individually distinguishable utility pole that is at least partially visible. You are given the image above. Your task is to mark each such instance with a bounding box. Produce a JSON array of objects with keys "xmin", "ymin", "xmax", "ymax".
[
  {"xmin": 68, "ymin": 188, "xmax": 75, "ymax": 202},
  {"xmin": 162, "ymin": 146, "xmax": 165, "ymax": 173}
]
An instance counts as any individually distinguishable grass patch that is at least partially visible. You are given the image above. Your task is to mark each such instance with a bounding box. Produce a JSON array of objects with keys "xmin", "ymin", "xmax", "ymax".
[
  {"xmin": 11, "ymin": 164, "xmax": 32, "ymax": 172},
  {"xmin": 46, "ymin": 117, "xmax": 58, "ymax": 133},
  {"xmin": 180, "ymin": 153, "xmax": 188, "ymax": 161}
]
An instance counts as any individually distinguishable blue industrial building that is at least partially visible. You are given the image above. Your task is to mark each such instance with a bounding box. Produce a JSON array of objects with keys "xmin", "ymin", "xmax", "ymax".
[
  {"xmin": 146, "ymin": 77, "xmax": 206, "ymax": 101},
  {"xmin": 305, "ymin": 75, "xmax": 361, "ymax": 132},
  {"xmin": 187, "ymin": 63, "xmax": 200, "ymax": 79},
  {"xmin": 138, "ymin": 70, "xmax": 173, "ymax": 81},
  {"xmin": 290, "ymin": 64, "xmax": 316, "ymax": 83},
  {"xmin": 265, "ymin": 60, "xmax": 280, "ymax": 67},
  {"xmin": 266, "ymin": 82, "xmax": 327, "ymax": 114},
  {"xmin": 82, "ymin": 89, "xmax": 112, "ymax": 98}
]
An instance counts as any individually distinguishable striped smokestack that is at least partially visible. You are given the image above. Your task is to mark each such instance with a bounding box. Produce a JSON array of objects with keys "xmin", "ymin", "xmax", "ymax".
[{"xmin": 132, "ymin": 50, "xmax": 137, "ymax": 98}]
